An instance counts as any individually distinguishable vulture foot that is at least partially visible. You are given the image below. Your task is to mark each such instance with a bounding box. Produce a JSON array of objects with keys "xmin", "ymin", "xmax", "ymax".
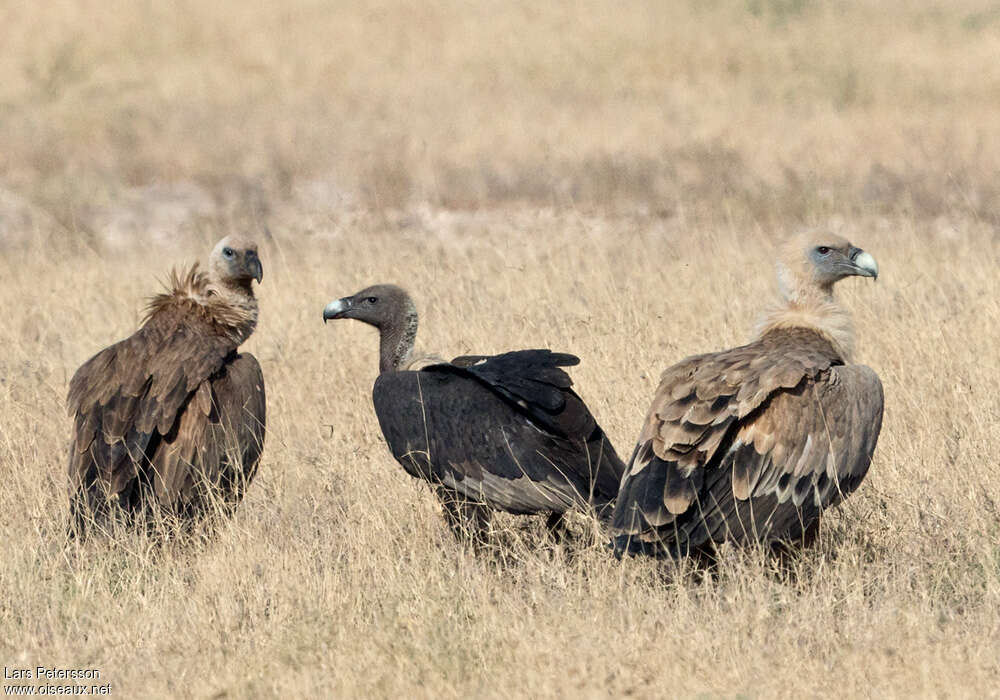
[{"xmin": 434, "ymin": 485, "xmax": 492, "ymax": 549}]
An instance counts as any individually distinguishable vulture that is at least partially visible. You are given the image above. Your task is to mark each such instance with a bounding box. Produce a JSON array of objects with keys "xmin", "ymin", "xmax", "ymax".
[
  {"xmin": 323, "ymin": 284, "xmax": 626, "ymax": 544},
  {"xmin": 67, "ymin": 235, "xmax": 266, "ymax": 535},
  {"xmin": 613, "ymin": 232, "xmax": 884, "ymax": 558}
]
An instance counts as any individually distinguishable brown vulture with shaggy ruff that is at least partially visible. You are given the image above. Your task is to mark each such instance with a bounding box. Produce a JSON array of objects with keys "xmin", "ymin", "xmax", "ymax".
[
  {"xmin": 613, "ymin": 232, "xmax": 883, "ymax": 558},
  {"xmin": 323, "ymin": 284, "xmax": 626, "ymax": 545},
  {"xmin": 67, "ymin": 236, "xmax": 266, "ymax": 535}
]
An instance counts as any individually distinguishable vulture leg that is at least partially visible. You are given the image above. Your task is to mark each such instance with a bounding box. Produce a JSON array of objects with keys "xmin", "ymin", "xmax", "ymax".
[
  {"xmin": 545, "ymin": 512, "xmax": 569, "ymax": 544},
  {"xmin": 770, "ymin": 514, "xmax": 822, "ymax": 561},
  {"xmin": 433, "ymin": 485, "xmax": 492, "ymax": 548},
  {"xmin": 798, "ymin": 514, "xmax": 821, "ymax": 548}
]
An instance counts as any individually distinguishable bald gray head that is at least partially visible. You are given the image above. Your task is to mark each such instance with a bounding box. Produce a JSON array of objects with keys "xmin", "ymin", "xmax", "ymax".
[
  {"xmin": 323, "ymin": 284, "xmax": 414, "ymax": 327},
  {"xmin": 324, "ymin": 284, "xmax": 418, "ymax": 373},
  {"xmin": 757, "ymin": 231, "xmax": 878, "ymax": 361},
  {"xmin": 210, "ymin": 235, "xmax": 263, "ymax": 288},
  {"xmin": 778, "ymin": 231, "xmax": 878, "ymax": 301}
]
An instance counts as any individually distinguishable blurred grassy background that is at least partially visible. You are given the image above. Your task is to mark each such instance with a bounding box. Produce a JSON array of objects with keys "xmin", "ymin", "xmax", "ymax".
[
  {"xmin": 2, "ymin": 0, "xmax": 1000, "ymax": 243},
  {"xmin": 1, "ymin": 1, "xmax": 999, "ymax": 698}
]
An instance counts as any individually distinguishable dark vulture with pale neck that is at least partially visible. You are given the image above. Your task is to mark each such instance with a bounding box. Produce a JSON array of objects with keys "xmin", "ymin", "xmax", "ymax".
[
  {"xmin": 613, "ymin": 232, "xmax": 884, "ymax": 558},
  {"xmin": 67, "ymin": 236, "xmax": 266, "ymax": 535},
  {"xmin": 323, "ymin": 284, "xmax": 626, "ymax": 544}
]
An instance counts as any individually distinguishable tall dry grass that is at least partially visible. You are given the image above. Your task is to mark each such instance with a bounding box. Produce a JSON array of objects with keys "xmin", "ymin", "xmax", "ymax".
[{"xmin": 2, "ymin": 1, "xmax": 999, "ymax": 697}]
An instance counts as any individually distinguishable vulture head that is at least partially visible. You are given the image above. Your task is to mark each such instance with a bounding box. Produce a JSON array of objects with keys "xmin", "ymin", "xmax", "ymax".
[
  {"xmin": 210, "ymin": 235, "xmax": 263, "ymax": 287},
  {"xmin": 760, "ymin": 231, "xmax": 879, "ymax": 362},
  {"xmin": 323, "ymin": 284, "xmax": 417, "ymax": 372},
  {"xmin": 323, "ymin": 284, "xmax": 415, "ymax": 328},
  {"xmin": 778, "ymin": 231, "xmax": 878, "ymax": 301},
  {"xmin": 324, "ymin": 284, "xmax": 419, "ymax": 373}
]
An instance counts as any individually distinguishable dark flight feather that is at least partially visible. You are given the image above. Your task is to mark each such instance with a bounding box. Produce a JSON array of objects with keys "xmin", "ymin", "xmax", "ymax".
[{"xmin": 374, "ymin": 349, "xmax": 625, "ymax": 518}]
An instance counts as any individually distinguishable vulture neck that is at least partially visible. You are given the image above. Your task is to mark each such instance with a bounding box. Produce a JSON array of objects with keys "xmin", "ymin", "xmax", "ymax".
[
  {"xmin": 208, "ymin": 279, "xmax": 259, "ymax": 345},
  {"xmin": 148, "ymin": 265, "xmax": 259, "ymax": 346},
  {"xmin": 379, "ymin": 310, "xmax": 419, "ymax": 373},
  {"xmin": 755, "ymin": 272, "xmax": 854, "ymax": 361}
]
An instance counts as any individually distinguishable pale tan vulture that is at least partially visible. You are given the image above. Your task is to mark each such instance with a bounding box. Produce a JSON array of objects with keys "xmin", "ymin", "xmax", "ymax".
[
  {"xmin": 323, "ymin": 284, "xmax": 626, "ymax": 546},
  {"xmin": 612, "ymin": 232, "xmax": 883, "ymax": 558},
  {"xmin": 67, "ymin": 236, "xmax": 266, "ymax": 536}
]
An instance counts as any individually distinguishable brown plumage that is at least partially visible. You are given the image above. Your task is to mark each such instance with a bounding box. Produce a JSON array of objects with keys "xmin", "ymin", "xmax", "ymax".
[
  {"xmin": 612, "ymin": 232, "xmax": 883, "ymax": 558},
  {"xmin": 67, "ymin": 236, "xmax": 266, "ymax": 535}
]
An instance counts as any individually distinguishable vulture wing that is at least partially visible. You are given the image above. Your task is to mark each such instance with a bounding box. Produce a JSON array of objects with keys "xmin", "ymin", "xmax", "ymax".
[
  {"xmin": 447, "ymin": 350, "xmax": 594, "ymax": 439},
  {"xmin": 149, "ymin": 353, "xmax": 267, "ymax": 515},
  {"xmin": 701, "ymin": 364, "xmax": 884, "ymax": 546},
  {"xmin": 613, "ymin": 328, "xmax": 881, "ymax": 553},
  {"xmin": 203, "ymin": 353, "xmax": 267, "ymax": 502},
  {"xmin": 373, "ymin": 350, "xmax": 625, "ymax": 515},
  {"xmin": 68, "ymin": 298, "xmax": 243, "ymax": 522}
]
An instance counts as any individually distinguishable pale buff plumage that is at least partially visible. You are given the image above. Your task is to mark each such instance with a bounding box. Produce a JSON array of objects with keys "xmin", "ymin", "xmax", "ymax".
[{"xmin": 755, "ymin": 231, "xmax": 866, "ymax": 361}]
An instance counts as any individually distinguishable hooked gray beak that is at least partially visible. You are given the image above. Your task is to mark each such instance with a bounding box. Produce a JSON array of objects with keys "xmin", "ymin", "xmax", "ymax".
[
  {"xmin": 246, "ymin": 253, "xmax": 263, "ymax": 283},
  {"xmin": 323, "ymin": 297, "xmax": 351, "ymax": 323},
  {"xmin": 849, "ymin": 247, "xmax": 879, "ymax": 280}
]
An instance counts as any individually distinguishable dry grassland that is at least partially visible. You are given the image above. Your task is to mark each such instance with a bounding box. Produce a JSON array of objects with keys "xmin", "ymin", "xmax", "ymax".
[{"xmin": 2, "ymin": 1, "xmax": 1000, "ymax": 697}]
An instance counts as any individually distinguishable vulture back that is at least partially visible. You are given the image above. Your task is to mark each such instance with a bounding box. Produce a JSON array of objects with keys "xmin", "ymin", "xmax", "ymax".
[{"xmin": 372, "ymin": 349, "xmax": 625, "ymax": 516}]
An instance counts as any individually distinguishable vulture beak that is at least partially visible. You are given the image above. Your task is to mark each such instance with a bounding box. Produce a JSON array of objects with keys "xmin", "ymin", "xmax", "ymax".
[
  {"xmin": 246, "ymin": 252, "xmax": 263, "ymax": 283},
  {"xmin": 848, "ymin": 247, "xmax": 879, "ymax": 280},
  {"xmin": 323, "ymin": 297, "xmax": 352, "ymax": 323}
]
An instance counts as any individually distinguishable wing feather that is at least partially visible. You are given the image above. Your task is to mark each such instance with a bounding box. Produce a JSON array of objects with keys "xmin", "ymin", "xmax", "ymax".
[
  {"xmin": 204, "ymin": 353, "xmax": 267, "ymax": 503},
  {"xmin": 613, "ymin": 328, "xmax": 882, "ymax": 555},
  {"xmin": 68, "ymin": 298, "xmax": 251, "ymax": 525},
  {"xmin": 373, "ymin": 355, "xmax": 625, "ymax": 516}
]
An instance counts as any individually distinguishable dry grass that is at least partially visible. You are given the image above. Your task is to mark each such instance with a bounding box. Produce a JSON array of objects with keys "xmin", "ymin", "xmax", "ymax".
[{"xmin": 2, "ymin": 1, "xmax": 1000, "ymax": 697}]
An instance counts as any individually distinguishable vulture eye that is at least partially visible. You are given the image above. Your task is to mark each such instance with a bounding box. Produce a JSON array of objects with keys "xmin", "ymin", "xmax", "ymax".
[
  {"xmin": 816, "ymin": 246, "xmax": 831, "ymax": 255},
  {"xmin": 222, "ymin": 246, "xmax": 235, "ymax": 258},
  {"xmin": 366, "ymin": 296, "xmax": 378, "ymax": 304}
]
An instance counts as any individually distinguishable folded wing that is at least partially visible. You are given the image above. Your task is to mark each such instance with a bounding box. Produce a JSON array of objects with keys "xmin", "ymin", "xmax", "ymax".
[
  {"xmin": 613, "ymin": 328, "xmax": 883, "ymax": 554},
  {"xmin": 68, "ymin": 291, "xmax": 266, "ymax": 529},
  {"xmin": 374, "ymin": 349, "xmax": 625, "ymax": 516}
]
